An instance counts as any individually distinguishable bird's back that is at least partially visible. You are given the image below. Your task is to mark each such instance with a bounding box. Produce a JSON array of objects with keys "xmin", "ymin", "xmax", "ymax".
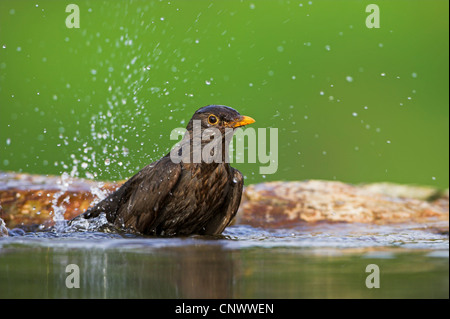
[
  {"xmin": 73, "ymin": 156, "xmax": 240, "ymax": 236},
  {"xmin": 146, "ymin": 161, "xmax": 233, "ymax": 236}
]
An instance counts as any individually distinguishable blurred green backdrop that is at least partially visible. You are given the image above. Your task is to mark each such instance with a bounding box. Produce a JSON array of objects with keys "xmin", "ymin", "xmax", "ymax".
[{"xmin": 0, "ymin": 0, "xmax": 448, "ymax": 188}]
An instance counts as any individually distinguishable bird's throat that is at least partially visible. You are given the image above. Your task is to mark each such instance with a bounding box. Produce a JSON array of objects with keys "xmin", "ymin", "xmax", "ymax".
[{"xmin": 170, "ymin": 128, "xmax": 234, "ymax": 165}]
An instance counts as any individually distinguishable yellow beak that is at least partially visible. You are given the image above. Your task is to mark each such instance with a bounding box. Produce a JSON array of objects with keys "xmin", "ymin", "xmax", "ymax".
[{"xmin": 230, "ymin": 115, "xmax": 256, "ymax": 128}]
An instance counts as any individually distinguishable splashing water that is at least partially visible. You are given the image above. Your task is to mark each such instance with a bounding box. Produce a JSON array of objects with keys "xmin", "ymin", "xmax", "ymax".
[
  {"xmin": 51, "ymin": 172, "xmax": 71, "ymax": 232},
  {"xmin": 49, "ymin": 172, "xmax": 112, "ymax": 233}
]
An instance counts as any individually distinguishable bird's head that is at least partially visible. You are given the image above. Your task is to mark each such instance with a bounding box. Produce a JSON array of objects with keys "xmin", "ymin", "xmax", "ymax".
[
  {"xmin": 186, "ymin": 105, "xmax": 255, "ymax": 133},
  {"xmin": 173, "ymin": 105, "xmax": 255, "ymax": 164}
]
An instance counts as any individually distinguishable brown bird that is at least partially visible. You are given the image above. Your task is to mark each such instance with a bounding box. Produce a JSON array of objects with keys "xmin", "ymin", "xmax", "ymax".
[{"xmin": 70, "ymin": 105, "xmax": 255, "ymax": 236}]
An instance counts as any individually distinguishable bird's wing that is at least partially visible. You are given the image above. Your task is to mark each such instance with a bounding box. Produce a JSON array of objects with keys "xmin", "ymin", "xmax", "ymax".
[
  {"xmin": 113, "ymin": 156, "xmax": 182, "ymax": 231},
  {"xmin": 70, "ymin": 177, "xmax": 133, "ymax": 221},
  {"xmin": 202, "ymin": 168, "xmax": 244, "ymax": 235},
  {"xmin": 71, "ymin": 156, "xmax": 182, "ymax": 233}
]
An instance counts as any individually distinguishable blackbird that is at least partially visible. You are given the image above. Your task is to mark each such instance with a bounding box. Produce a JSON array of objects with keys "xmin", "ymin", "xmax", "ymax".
[{"xmin": 70, "ymin": 105, "xmax": 255, "ymax": 236}]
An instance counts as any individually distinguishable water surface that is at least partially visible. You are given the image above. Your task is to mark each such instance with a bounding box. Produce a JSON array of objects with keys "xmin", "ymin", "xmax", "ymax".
[{"xmin": 1, "ymin": 223, "xmax": 448, "ymax": 298}]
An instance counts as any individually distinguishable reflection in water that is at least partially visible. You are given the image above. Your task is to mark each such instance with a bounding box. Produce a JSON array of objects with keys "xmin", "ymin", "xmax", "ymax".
[
  {"xmin": 0, "ymin": 244, "xmax": 239, "ymax": 298},
  {"xmin": 168, "ymin": 246, "xmax": 237, "ymax": 298},
  {"xmin": 0, "ymin": 223, "xmax": 448, "ymax": 298},
  {"xmin": 0, "ymin": 241, "xmax": 448, "ymax": 299}
]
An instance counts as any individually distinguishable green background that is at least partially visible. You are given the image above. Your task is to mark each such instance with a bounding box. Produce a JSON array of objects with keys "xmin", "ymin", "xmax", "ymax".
[{"xmin": 0, "ymin": 0, "xmax": 448, "ymax": 188}]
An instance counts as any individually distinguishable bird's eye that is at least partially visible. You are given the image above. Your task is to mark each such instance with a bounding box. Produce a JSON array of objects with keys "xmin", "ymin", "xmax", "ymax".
[{"xmin": 208, "ymin": 115, "xmax": 218, "ymax": 125}]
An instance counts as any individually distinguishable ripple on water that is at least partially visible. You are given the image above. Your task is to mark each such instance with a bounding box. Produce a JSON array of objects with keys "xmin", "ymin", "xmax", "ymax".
[{"xmin": 0, "ymin": 222, "xmax": 448, "ymax": 255}]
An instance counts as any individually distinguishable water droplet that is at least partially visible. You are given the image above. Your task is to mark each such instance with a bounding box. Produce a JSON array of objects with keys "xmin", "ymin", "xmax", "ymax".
[
  {"xmin": 381, "ymin": 72, "xmax": 386, "ymax": 77},
  {"xmin": 346, "ymin": 76, "xmax": 353, "ymax": 82},
  {"xmin": 325, "ymin": 45, "xmax": 331, "ymax": 51},
  {"xmin": 352, "ymin": 112, "xmax": 358, "ymax": 117},
  {"xmin": 412, "ymin": 72, "xmax": 418, "ymax": 78}
]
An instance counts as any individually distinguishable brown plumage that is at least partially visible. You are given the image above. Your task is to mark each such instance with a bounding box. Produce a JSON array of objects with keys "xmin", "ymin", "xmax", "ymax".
[{"xmin": 69, "ymin": 105, "xmax": 255, "ymax": 236}]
